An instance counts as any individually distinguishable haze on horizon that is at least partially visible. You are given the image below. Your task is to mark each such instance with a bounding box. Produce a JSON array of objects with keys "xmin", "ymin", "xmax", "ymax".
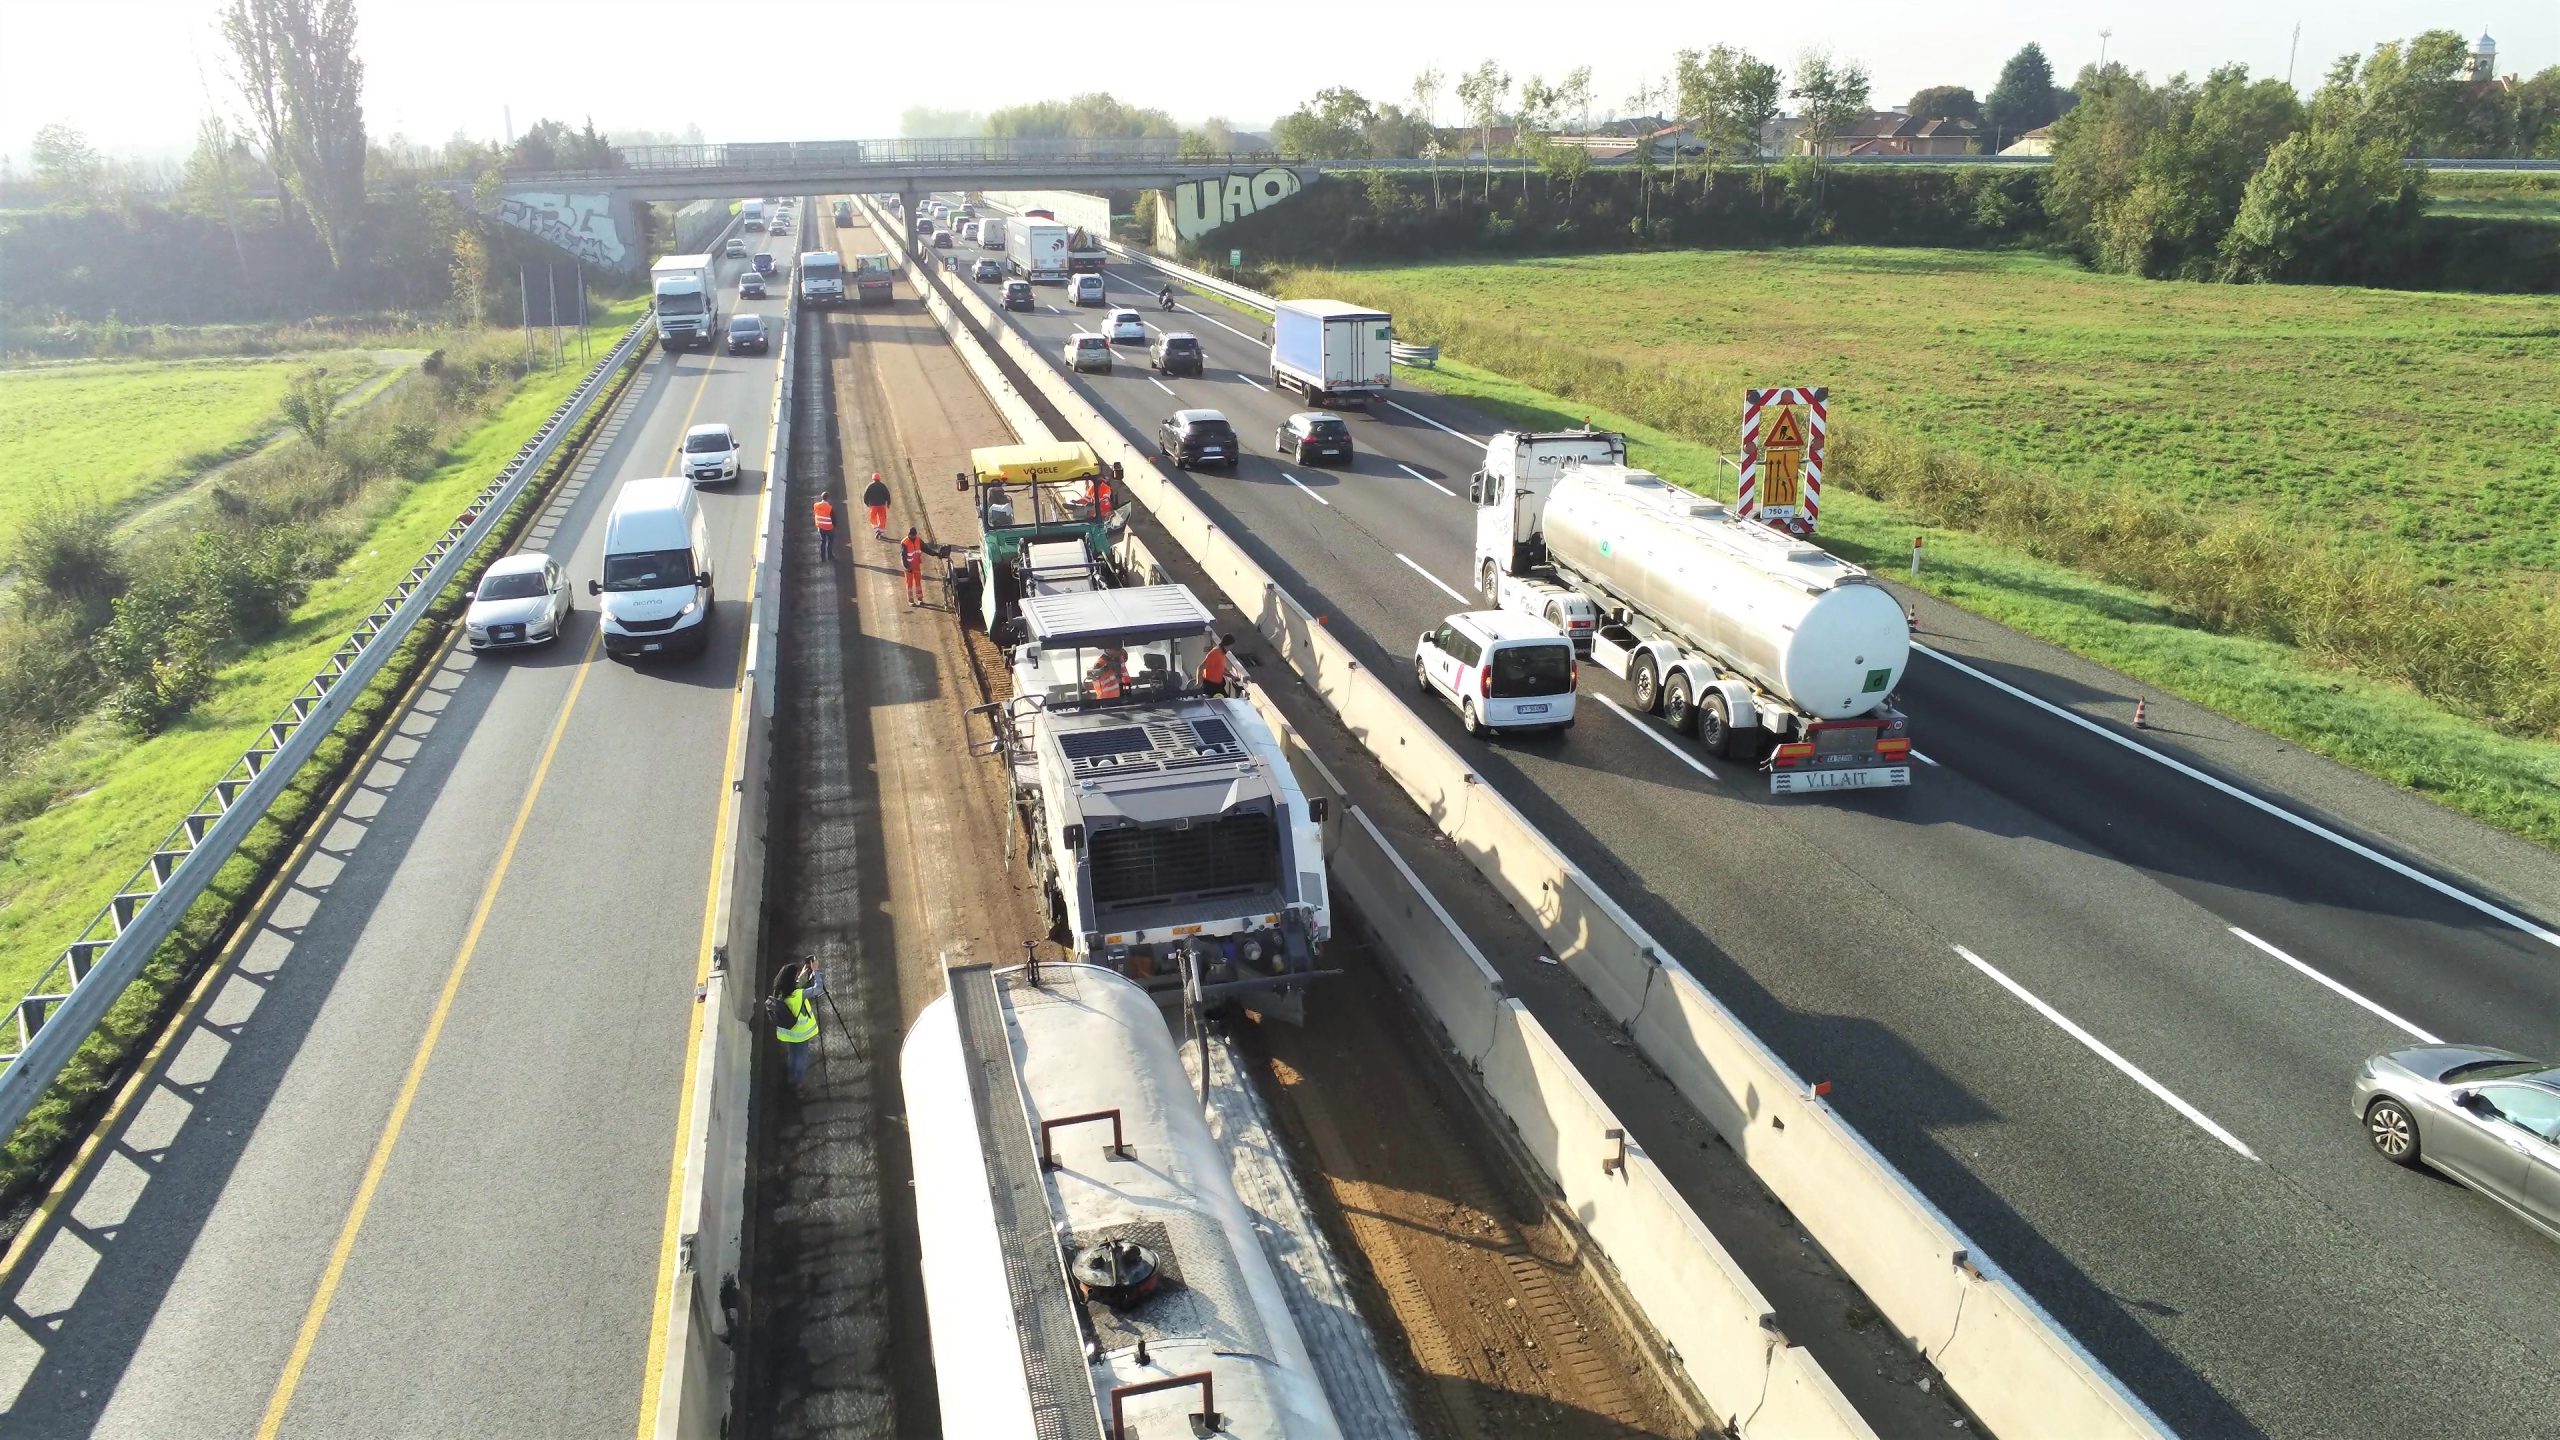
[{"xmin": 2, "ymin": 0, "xmax": 2552, "ymax": 167}]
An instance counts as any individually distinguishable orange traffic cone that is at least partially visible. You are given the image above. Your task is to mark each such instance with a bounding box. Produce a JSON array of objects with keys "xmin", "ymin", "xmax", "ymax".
[{"xmin": 2133, "ymin": 698, "xmax": 2149, "ymax": 729}]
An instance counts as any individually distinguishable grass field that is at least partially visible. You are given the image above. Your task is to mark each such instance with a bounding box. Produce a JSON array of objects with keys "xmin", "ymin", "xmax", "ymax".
[
  {"xmin": 0, "ymin": 305, "xmax": 640, "ymax": 1001},
  {"xmin": 2428, "ymin": 169, "xmax": 2560, "ymax": 222},
  {"xmin": 0, "ymin": 353, "xmax": 375, "ymax": 549},
  {"xmin": 1290, "ymin": 248, "xmax": 2560, "ymax": 596}
]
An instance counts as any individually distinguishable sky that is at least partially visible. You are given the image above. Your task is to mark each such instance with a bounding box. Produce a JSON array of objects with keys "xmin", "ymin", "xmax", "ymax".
[{"xmin": 2, "ymin": 0, "xmax": 2553, "ymax": 165}]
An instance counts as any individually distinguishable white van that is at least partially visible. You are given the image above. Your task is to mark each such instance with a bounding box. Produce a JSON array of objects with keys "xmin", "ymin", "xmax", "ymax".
[
  {"xmin": 1414, "ymin": 610, "xmax": 1578, "ymax": 735},
  {"xmin": 588, "ymin": 477, "xmax": 714, "ymax": 661},
  {"xmin": 1068, "ymin": 273, "xmax": 1106, "ymax": 307}
]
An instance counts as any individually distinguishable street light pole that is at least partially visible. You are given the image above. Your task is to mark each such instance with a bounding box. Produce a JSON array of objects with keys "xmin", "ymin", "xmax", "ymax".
[{"xmin": 2099, "ymin": 28, "xmax": 2114, "ymax": 69}]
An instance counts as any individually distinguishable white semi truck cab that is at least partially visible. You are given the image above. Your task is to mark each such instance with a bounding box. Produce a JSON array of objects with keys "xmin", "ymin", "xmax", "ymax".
[{"xmin": 1474, "ymin": 429, "xmax": 1914, "ymax": 793}]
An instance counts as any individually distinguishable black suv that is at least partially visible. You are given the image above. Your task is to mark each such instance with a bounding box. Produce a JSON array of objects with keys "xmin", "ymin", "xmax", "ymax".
[
  {"xmin": 1277, "ymin": 411, "xmax": 1353, "ymax": 466},
  {"xmin": 1002, "ymin": 280, "xmax": 1034, "ymax": 311},
  {"xmin": 1151, "ymin": 333, "xmax": 1204, "ymax": 377},
  {"xmin": 1158, "ymin": 409, "xmax": 1239, "ymax": 470},
  {"xmin": 726, "ymin": 314, "xmax": 769, "ymax": 355}
]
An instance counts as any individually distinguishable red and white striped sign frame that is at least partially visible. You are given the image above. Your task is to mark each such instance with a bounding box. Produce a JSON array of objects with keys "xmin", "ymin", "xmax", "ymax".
[{"xmin": 1738, "ymin": 386, "xmax": 1827, "ymax": 535}]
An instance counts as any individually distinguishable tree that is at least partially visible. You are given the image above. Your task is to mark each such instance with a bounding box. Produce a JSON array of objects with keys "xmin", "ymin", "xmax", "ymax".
[
  {"xmin": 1512, "ymin": 74, "xmax": 1559, "ymax": 199},
  {"xmin": 1411, "ymin": 66, "xmax": 1447, "ymax": 205},
  {"xmin": 278, "ymin": 367, "xmax": 338, "ymax": 447},
  {"xmin": 1557, "ymin": 65, "xmax": 1594, "ymax": 133},
  {"xmin": 1909, "ymin": 85, "xmax": 1982, "ymax": 124},
  {"xmin": 2221, "ymin": 126, "xmax": 2422, "ymax": 281},
  {"xmin": 275, "ymin": 0, "xmax": 367, "ymax": 270},
  {"xmin": 1790, "ymin": 48, "xmax": 1873, "ymax": 171},
  {"xmin": 1624, "ymin": 75, "xmax": 1667, "ymax": 229},
  {"xmin": 1178, "ymin": 116, "xmax": 1237, "ymax": 159},
  {"xmin": 30, "ymin": 123, "xmax": 101, "ymax": 201},
  {"xmin": 2313, "ymin": 30, "xmax": 2477, "ymax": 156},
  {"xmin": 1984, "ymin": 43, "xmax": 2062, "ymax": 145},
  {"xmin": 1363, "ymin": 102, "xmax": 1433, "ymax": 159},
  {"xmin": 218, "ymin": 0, "xmax": 295, "ymax": 218},
  {"xmin": 183, "ymin": 115, "xmax": 253, "ymax": 274},
  {"xmin": 510, "ymin": 117, "xmax": 616, "ymax": 172},
  {"xmin": 1694, "ymin": 45, "xmax": 1784, "ymax": 174},
  {"xmin": 1456, "ymin": 59, "xmax": 1510, "ymax": 202},
  {"xmin": 985, "ymin": 94, "xmax": 1177, "ymax": 142},
  {"xmin": 1274, "ymin": 87, "xmax": 1376, "ymax": 159},
  {"xmin": 2047, "ymin": 63, "xmax": 2304, "ymax": 278},
  {"xmin": 2517, "ymin": 67, "xmax": 2560, "ymax": 158}
]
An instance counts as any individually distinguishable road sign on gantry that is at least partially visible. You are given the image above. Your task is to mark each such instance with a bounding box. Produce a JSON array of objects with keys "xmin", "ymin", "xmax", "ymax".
[{"xmin": 1738, "ymin": 387, "xmax": 1827, "ymax": 535}]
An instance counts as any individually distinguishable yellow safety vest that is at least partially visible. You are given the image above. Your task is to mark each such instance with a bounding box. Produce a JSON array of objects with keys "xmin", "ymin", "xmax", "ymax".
[{"xmin": 776, "ymin": 990, "xmax": 817, "ymax": 1044}]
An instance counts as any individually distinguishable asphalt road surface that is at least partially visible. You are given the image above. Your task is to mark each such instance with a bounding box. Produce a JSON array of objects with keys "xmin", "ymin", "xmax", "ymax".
[
  {"xmin": 938, "ymin": 202, "xmax": 2560, "ymax": 1440},
  {"xmin": 0, "ymin": 210, "xmax": 794, "ymax": 1437}
]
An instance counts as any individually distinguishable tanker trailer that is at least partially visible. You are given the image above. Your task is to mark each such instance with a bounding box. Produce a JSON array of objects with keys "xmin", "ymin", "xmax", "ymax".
[{"xmin": 1472, "ymin": 431, "xmax": 1912, "ymax": 793}]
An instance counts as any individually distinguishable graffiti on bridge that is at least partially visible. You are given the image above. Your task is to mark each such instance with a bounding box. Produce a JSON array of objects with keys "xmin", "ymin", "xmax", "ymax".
[
  {"xmin": 1168, "ymin": 167, "xmax": 1302, "ymax": 240},
  {"xmin": 495, "ymin": 191, "xmax": 627, "ymax": 267}
]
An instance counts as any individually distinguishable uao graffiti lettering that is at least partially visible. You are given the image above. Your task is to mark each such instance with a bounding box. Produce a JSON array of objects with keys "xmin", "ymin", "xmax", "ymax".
[
  {"xmin": 1168, "ymin": 167, "xmax": 1302, "ymax": 241},
  {"xmin": 495, "ymin": 191, "xmax": 627, "ymax": 268}
]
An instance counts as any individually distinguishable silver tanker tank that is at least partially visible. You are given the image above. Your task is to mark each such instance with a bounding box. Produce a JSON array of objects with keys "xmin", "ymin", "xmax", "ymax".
[{"xmin": 1539, "ymin": 465, "xmax": 1909, "ymax": 719}]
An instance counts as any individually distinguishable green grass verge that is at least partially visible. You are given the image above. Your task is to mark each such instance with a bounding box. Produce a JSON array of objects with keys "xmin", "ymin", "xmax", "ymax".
[
  {"xmin": 1398, "ymin": 355, "xmax": 2560, "ymax": 849},
  {"xmin": 0, "ymin": 314, "xmax": 646, "ymax": 1210},
  {"xmin": 0, "ymin": 353, "xmax": 378, "ymax": 545},
  {"xmin": 1289, "ymin": 248, "xmax": 2560, "ymax": 598},
  {"xmin": 0, "ymin": 303, "xmax": 640, "ymax": 1003}
]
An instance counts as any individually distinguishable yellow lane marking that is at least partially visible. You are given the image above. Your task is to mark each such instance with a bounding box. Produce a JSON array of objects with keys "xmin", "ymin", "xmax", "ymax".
[{"xmin": 258, "ymin": 346, "xmax": 726, "ymax": 1436}]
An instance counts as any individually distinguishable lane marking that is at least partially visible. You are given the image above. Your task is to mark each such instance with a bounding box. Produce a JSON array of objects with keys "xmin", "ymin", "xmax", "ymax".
[
  {"xmin": 1046, "ymin": 304, "xmax": 1064, "ymax": 315},
  {"xmin": 258, "ymin": 626, "xmax": 607, "ymax": 1438},
  {"xmin": 1954, "ymin": 944, "xmax": 2258, "ymax": 1162},
  {"xmin": 1915, "ymin": 643, "xmax": 2560, "ymax": 952},
  {"xmin": 1386, "ymin": 399, "xmax": 1482, "ymax": 446},
  {"xmin": 2228, "ymin": 927, "xmax": 2441, "ymax": 1044},
  {"xmin": 1396, "ymin": 553, "xmax": 1468, "ymax": 605},
  {"xmin": 1912, "ymin": 748, "xmax": 1941, "ymax": 767},
  {"xmin": 1150, "ymin": 377, "xmax": 1176, "ymax": 396},
  {"xmin": 1280, "ymin": 471, "xmax": 1331, "ymax": 507},
  {"xmin": 1397, "ymin": 462, "xmax": 1456, "ymax": 498},
  {"xmin": 1235, "ymin": 372, "xmax": 1268, "ymax": 392},
  {"xmin": 636, "ymin": 472, "xmax": 773, "ymax": 1436},
  {"xmin": 261, "ymin": 340, "xmax": 730, "ymax": 1437},
  {"xmin": 1104, "ymin": 268, "xmax": 1263, "ymax": 345},
  {"xmin": 1597, "ymin": 696, "xmax": 1726, "ymax": 784},
  {"xmin": 0, "ymin": 626, "xmax": 465, "ymax": 1296}
]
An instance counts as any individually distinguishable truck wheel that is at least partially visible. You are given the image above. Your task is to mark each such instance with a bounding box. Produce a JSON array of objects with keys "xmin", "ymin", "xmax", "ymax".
[
  {"xmin": 1632, "ymin": 657, "xmax": 1662, "ymax": 714},
  {"xmin": 1697, "ymin": 692, "xmax": 1734, "ymax": 759},
  {"xmin": 1664, "ymin": 674, "xmax": 1696, "ymax": 735},
  {"xmin": 1480, "ymin": 560, "xmax": 1499, "ymax": 597}
]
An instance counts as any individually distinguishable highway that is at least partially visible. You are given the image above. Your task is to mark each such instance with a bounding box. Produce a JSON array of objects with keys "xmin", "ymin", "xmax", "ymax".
[
  {"xmin": 934, "ymin": 206, "xmax": 2560, "ymax": 1440},
  {"xmin": 0, "ymin": 211, "xmax": 793, "ymax": 1436}
]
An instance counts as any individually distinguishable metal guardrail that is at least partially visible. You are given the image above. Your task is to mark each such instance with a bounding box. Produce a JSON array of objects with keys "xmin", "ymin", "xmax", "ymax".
[
  {"xmin": 0, "ymin": 314, "xmax": 653, "ymax": 1141},
  {"xmin": 1390, "ymin": 341, "xmax": 1440, "ymax": 368}
]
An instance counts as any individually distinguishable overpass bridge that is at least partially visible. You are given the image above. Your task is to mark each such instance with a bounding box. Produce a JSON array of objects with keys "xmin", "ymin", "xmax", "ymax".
[{"xmin": 487, "ymin": 139, "xmax": 1319, "ymax": 271}]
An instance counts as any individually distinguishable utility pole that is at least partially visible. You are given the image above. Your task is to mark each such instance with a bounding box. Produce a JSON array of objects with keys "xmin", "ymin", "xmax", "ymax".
[
  {"xmin": 2098, "ymin": 28, "xmax": 2113, "ymax": 69},
  {"xmin": 2286, "ymin": 22, "xmax": 2301, "ymax": 88}
]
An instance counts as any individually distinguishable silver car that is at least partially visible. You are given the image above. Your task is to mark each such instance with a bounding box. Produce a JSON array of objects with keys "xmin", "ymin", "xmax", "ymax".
[
  {"xmin": 2355, "ymin": 1045, "xmax": 2560, "ymax": 1242},
  {"xmin": 465, "ymin": 553, "xmax": 571, "ymax": 652}
]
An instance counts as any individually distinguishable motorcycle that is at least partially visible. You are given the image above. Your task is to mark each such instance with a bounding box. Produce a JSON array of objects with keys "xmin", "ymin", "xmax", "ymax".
[{"xmin": 1157, "ymin": 291, "xmax": 1178, "ymax": 311}]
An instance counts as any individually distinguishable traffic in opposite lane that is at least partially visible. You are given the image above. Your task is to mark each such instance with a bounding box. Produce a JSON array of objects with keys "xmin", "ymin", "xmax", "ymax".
[{"xmin": 935, "ymin": 194, "xmax": 2560, "ymax": 1440}]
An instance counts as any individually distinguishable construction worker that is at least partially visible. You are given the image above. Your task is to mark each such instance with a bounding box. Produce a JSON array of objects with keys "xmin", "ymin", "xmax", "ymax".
[
  {"xmin": 812, "ymin": 492, "xmax": 837, "ymax": 561},
  {"xmin": 769, "ymin": 960, "xmax": 819, "ymax": 1093},
  {"xmin": 901, "ymin": 525, "xmax": 927, "ymax": 606},
  {"xmin": 1197, "ymin": 633, "xmax": 1237, "ymax": 696},
  {"xmin": 1087, "ymin": 645, "xmax": 1128, "ymax": 700},
  {"xmin": 863, "ymin": 471, "xmax": 892, "ymax": 539}
]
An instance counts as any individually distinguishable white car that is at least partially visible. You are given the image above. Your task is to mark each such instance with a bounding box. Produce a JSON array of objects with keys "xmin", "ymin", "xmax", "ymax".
[
  {"xmin": 1104, "ymin": 308, "xmax": 1147, "ymax": 345},
  {"xmin": 1064, "ymin": 332, "xmax": 1112, "ymax": 374},
  {"xmin": 1414, "ymin": 610, "xmax": 1579, "ymax": 736},
  {"xmin": 723, "ymin": 237, "xmax": 748, "ymax": 257},
  {"xmin": 683, "ymin": 422, "xmax": 741, "ymax": 484},
  {"xmin": 465, "ymin": 552, "xmax": 572, "ymax": 652}
]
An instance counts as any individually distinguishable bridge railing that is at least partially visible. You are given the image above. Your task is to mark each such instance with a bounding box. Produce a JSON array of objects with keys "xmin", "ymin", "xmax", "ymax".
[{"xmin": 515, "ymin": 137, "xmax": 1303, "ymax": 181}]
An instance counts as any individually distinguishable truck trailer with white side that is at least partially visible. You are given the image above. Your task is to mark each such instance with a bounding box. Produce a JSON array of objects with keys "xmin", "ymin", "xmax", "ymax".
[
  {"xmin": 648, "ymin": 254, "xmax": 718, "ymax": 351},
  {"xmin": 1269, "ymin": 299, "xmax": 1392, "ymax": 409},
  {"xmin": 1473, "ymin": 429, "xmax": 1913, "ymax": 793},
  {"xmin": 903, "ymin": 960, "xmax": 1345, "ymax": 1440},
  {"xmin": 1007, "ymin": 220, "xmax": 1071, "ymax": 283}
]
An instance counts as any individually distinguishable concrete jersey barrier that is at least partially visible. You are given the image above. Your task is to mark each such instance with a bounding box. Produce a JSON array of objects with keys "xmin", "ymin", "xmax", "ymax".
[{"xmin": 864, "ymin": 193, "xmax": 2170, "ymax": 1440}]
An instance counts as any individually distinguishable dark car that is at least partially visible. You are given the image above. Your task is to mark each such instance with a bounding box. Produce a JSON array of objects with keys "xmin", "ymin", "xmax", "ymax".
[
  {"xmin": 932, "ymin": 230, "xmax": 954, "ymax": 249},
  {"xmin": 727, "ymin": 313, "xmax": 770, "ymax": 354},
  {"xmin": 752, "ymin": 252, "xmax": 776, "ymax": 276},
  {"xmin": 833, "ymin": 202, "xmax": 852, "ymax": 225},
  {"xmin": 971, "ymin": 257, "xmax": 1003, "ymax": 282},
  {"xmin": 1152, "ymin": 332, "xmax": 1204, "ymax": 377},
  {"xmin": 1002, "ymin": 279, "xmax": 1034, "ymax": 311},
  {"xmin": 1277, "ymin": 411, "xmax": 1353, "ymax": 466},
  {"xmin": 1158, "ymin": 409, "xmax": 1239, "ymax": 470},
  {"xmin": 914, "ymin": 217, "xmax": 935, "ymax": 236},
  {"xmin": 738, "ymin": 271, "xmax": 768, "ymax": 299}
]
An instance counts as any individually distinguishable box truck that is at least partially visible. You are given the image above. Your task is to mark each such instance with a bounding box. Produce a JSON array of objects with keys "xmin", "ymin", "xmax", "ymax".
[
  {"xmin": 1007, "ymin": 221, "xmax": 1070, "ymax": 283},
  {"xmin": 1269, "ymin": 299, "xmax": 1392, "ymax": 409}
]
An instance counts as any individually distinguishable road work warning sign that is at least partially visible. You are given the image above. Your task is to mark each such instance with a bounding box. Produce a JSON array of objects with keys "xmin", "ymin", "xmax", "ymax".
[{"xmin": 1739, "ymin": 387, "xmax": 1827, "ymax": 535}]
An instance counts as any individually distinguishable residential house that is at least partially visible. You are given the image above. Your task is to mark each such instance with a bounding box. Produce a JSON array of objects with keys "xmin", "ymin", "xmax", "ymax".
[
  {"xmin": 1998, "ymin": 123, "xmax": 2056, "ymax": 157},
  {"xmin": 1799, "ymin": 110, "xmax": 1983, "ymax": 157}
]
